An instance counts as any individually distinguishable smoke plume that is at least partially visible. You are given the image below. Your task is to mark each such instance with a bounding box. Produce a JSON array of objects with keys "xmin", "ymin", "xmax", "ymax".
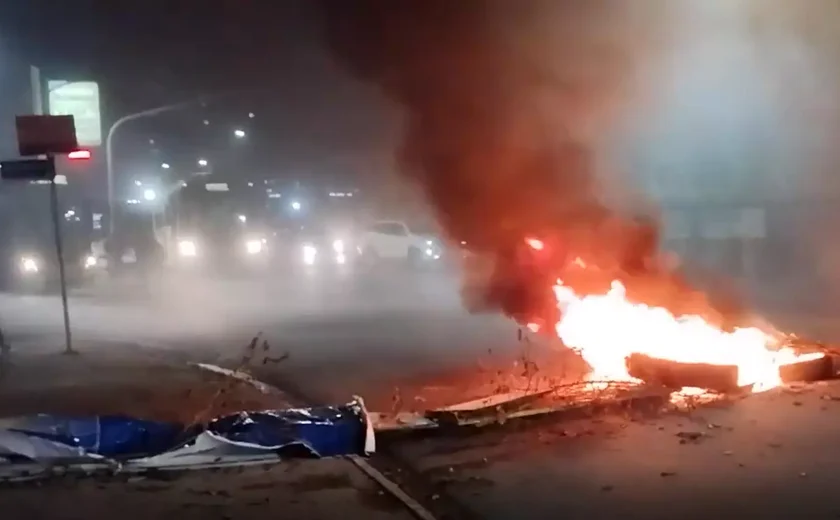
[
  {"xmin": 319, "ymin": 1, "xmax": 693, "ymax": 322},
  {"xmin": 322, "ymin": 1, "xmax": 667, "ymax": 244}
]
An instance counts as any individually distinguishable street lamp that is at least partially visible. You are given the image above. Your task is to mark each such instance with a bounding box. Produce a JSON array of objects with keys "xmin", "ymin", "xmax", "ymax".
[
  {"xmin": 198, "ymin": 158, "xmax": 208, "ymax": 168},
  {"xmin": 105, "ymin": 98, "xmax": 206, "ymax": 234},
  {"xmin": 290, "ymin": 200, "xmax": 301, "ymax": 211},
  {"xmin": 143, "ymin": 188, "xmax": 157, "ymax": 202},
  {"xmin": 234, "ymin": 129, "xmax": 246, "ymax": 139},
  {"xmin": 161, "ymin": 162, "xmax": 171, "ymax": 169}
]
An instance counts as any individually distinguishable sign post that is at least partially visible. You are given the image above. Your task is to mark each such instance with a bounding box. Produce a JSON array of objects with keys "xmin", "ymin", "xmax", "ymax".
[
  {"xmin": 49, "ymin": 169, "xmax": 73, "ymax": 355},
  {"xmin": 6, "ymin": 115, "xmax": 81, "ymax": 355}
]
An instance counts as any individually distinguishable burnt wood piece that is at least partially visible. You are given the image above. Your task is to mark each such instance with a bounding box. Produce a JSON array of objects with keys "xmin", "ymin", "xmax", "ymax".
[
  {"xmin": 779, "ymin": 355, "xmax": 835, "ymax": 384},
  {"xmin": 625, "ymin": 353, "xmax": 740, "ymax": 393}
]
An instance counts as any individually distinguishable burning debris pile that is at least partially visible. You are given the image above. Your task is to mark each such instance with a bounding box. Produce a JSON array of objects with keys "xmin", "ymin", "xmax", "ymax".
[
  {"xmin": 542, "ymin": 258, "xmax": 832, "ymax": 397},
  {"xmin": 321, "ymin": 2, "xmax": 836, "ymax": 398}
]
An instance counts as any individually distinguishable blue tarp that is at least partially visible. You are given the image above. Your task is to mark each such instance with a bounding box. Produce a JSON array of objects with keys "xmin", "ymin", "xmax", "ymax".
[
  {"xmin": 0, "ymin": 401, "xmax": 369, "ymax": 464},
  {"xmin": 207, "ymin": 406, "xmax": 365, "ymax": 458},
  {"xmin": 7, "ymin": 415, "xmax": 188, "ymax": 459}
]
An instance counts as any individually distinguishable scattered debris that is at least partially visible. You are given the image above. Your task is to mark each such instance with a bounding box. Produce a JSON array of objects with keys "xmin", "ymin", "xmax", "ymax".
[{"xmin": 424, "ymin": 389, "xmax": 552, "ymax": 426}]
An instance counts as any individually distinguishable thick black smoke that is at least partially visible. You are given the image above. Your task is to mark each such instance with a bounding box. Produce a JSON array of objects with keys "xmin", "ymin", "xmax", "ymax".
[{"xmin": 320, "ymin": 1, "xmax": 678, "ymax": 322}]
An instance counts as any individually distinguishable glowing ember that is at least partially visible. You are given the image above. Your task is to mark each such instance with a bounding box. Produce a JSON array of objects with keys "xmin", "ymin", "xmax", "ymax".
[
  {"xmin": 551, "ymin": 279, "xmax": 823, "ymax": 393},
  {"xmin": 525, "ymin": 237, "xmax": 545, "ymax": 251}
]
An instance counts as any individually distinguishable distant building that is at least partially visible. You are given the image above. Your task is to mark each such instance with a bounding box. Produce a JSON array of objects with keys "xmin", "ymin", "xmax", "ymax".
[{"xmin": 0, "ymin": 52, "xmax": 34, "ymax": 161}]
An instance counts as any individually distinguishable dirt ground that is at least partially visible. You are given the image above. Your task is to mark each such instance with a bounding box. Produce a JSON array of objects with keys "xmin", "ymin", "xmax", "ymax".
[
  {"xmin": 0, "ymin": 456, "xmax": 413, "ymax": 520},
  {"xmin": 0, "ymin": 349, "xmax": 289, "ymax": 423}
]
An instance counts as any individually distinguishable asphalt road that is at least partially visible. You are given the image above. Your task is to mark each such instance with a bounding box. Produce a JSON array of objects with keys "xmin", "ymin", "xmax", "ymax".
[
  {"xmin": 0, "ymin": 267, "xmax": 528, "ymax": 409},
  {"xmin": 385, "ymin": 380, "xmax": 840, "ymax": 520},
  {"xmin": 3, "ymin": 268, "xmax": 840, "ymax": 519}
]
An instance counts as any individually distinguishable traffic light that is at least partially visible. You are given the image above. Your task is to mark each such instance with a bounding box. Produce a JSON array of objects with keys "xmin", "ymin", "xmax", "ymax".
[{"xmin": 67, "ymin": 149, "xmax": 91, "ymax": 160}]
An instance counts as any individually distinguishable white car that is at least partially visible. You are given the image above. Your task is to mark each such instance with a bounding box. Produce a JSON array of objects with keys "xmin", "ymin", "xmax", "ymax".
[{"xmin": 360, "ymin": 220, "xmax": 441, "ymax": 264}]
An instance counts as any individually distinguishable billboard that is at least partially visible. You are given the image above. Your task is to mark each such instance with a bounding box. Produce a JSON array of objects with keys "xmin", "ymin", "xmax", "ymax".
[{"xmin": 47, "ymin": 80, "xmax": 102, "ymax": 147}]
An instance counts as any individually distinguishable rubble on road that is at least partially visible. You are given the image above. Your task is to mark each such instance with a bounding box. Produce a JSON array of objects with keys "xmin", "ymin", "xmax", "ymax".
[{"xmin": 3, "ymin": 354, "xmax": 837, "ymax": 484}]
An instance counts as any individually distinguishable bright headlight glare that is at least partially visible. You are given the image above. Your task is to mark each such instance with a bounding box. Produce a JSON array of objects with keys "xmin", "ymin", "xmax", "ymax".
[
  {"xmin": 178, "ymin": 240, "xmax": 197, "ymax": 257},
  {"xmin": 302, "ymin": 244, "xmax": 317, "ymax": 265},
  {"xmin": 20, "ymin": 256, "xmax": 39, "ymax": 273},
  {"xmin": 246, "ymin": 239, "xmax": 263, "ymax": 254},
  {"xmin": 84, "ymin": 255, "xmax": 97, "ymax": 268},
  {"xmin": 336, "ymin": 253, "xmax": 347, "ymax": 265},
  {"xmin": 425, "ymin": 248, "xmax": 434, "ymax": 256},
  {"xmin": 332, "ymin": 239, "xmax": 344, "ymax": 253}
]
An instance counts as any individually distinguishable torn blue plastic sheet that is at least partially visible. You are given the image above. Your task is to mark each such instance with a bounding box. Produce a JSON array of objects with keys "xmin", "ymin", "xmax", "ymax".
[
  {"xmin": 3, "ymin": 415, "xmax": 188, "ymax": 459},
  {"xmin": 0, "ymin": 398, "xmax": 373, "ymax": 476},
  {"xmin": 208, "ymin": 405, "xmax": 366, "ymax": 458}
]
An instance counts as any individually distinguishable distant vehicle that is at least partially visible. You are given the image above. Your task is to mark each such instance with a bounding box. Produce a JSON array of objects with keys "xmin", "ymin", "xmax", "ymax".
[
  {"xmin": 287, "ymin": 222, "xmax": 353, "ymax": 274},
  {"xmin": 165, "ymin": 178, "xmax": 270, "ymax": 275},
  {"xmin": 0, "ymin": 178, "xmax": 101, "ymax": 292},
  {"xmin": 360, "ymin": 220, "xmax": 442, "ymax": 265}
]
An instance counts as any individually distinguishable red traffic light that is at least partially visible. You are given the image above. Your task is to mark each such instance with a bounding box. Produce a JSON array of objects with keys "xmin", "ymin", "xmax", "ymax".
[{"xmin": 67, "ymin": 150, "xmax": 91, "ymax": 160}]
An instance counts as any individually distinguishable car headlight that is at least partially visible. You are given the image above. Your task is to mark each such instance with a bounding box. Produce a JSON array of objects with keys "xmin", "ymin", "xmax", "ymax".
[
  {"xmin": 302, "ymin": 244, "xmax": 317, "ymax": 265},
  {"xmin": 20, "ymin": 256, "xmax": 39, "ymax": 273},
  {"xmin": 84, "ymin": 255, "xmax": 97, "ymax": 269},
  {"xmin": 178, "ymin": 240, "xmax": 197, "ymax": 257},
  {"xmin": 332, "ymin": 239, "xmax": 345, "ymax": 253},
  {"xmin": 246, "ymin": 239, "xmax": 263, "ymax": 255}
]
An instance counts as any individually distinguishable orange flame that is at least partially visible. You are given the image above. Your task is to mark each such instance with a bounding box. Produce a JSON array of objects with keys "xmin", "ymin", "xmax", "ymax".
[{"xmin": 551, "ymin": 279, "xmax": 822, "ymax": 393}]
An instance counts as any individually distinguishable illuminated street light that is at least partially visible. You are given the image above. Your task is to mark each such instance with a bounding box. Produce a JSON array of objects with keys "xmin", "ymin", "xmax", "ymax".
[
  {"xmin": 198, "ymin": 158, "xmax": 208, "ymax": 168},
  {"xmin": 161, "ymin": 162, "xmax": 171, "ymax": 169},
  {"xmin": 203, "ymin": 119, "xmax": 210, "ymax": 126},
  {"xmin": 143, "ymin": 188, "xmax": 157, "ymax": 202},
  {"xmin": 134, "ymin": 180, "xmax": 142, "ymax": 187},
  {"xmin": 248, "ymin": 112, "xmax": 255, "ymax": 119},
  {"xmin": 290, "ymin": 200, "xmax": 301, "ymax": 211},
  {"xmin": 234, "ymin": 129, "xmax": 246, "ymax": 139}
]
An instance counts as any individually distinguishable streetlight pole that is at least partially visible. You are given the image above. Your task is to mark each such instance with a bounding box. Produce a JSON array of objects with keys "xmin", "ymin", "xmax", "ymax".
[
  {"xmin": 103, "ymin": 89, "xmax": 256, "ymax": 234},
  {"xmin": 105, "ymin": 100, "xmax": 201, "ymax": 234}
]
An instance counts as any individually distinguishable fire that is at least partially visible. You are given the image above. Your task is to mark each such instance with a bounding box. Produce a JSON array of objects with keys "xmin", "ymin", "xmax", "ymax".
[{"xmin": 551, "ymin": 279, "xmax": 823, "ymax": 393}]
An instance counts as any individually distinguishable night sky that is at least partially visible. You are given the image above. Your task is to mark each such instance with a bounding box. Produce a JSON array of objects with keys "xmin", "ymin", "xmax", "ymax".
[{"xmin": 0, "ymin": 1, "xmax": 399, "ymax": 190}]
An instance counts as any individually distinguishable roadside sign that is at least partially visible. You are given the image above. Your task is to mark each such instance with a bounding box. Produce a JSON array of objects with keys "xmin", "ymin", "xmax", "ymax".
[
  {"xmin": 0, "ymin": 158, "xmax": 56, "ymax": 181},
  {"xmin": 15, "ymin": 115, "xmax": 78, "ymax": 156},
  {"xmin": 47, "ymin": 81, "xmax": 102, "ymax": 147}
]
